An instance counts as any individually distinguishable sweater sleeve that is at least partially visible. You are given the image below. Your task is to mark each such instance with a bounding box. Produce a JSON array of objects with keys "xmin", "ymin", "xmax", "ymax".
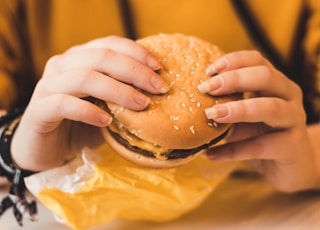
[
  {"xmin": 303, "ymin": 0, "xmax": 320, "ymax": 122},
  {"xmin": 0, "ymin": 0, "xmax": 36, "ymax": 110}
]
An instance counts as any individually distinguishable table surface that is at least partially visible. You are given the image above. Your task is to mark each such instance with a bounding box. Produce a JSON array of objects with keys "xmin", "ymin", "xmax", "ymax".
[{"xmin": 1, "ymin": 170, "xmax": 320, "ymax": 230}]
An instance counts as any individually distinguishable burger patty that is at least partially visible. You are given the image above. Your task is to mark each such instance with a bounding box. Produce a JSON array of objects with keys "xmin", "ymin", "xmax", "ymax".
[{"xmin": 107, "ymin": 128, "xmax": 229, "ymax": 160}]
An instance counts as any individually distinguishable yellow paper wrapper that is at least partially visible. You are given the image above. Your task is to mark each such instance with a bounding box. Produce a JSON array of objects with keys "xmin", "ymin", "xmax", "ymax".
[{"xmin": 25, "ymin": 144, "xmax": 239, "ymax": 230}]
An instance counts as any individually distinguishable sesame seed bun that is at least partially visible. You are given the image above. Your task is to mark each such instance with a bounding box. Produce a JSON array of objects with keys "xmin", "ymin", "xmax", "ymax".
[{"xmin": 101, "ymin": 33, "xmax": 240, "ymax": 168}]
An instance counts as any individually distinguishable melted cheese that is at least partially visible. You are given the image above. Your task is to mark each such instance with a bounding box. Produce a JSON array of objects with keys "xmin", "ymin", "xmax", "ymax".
[{"xmin": 108, "ymin": 120, "xmax": 171, "ymax": 160}]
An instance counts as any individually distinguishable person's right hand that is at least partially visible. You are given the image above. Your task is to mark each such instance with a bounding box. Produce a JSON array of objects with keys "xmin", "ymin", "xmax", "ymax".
[{"xmin": 11, "ymin": 36, "xmax": 169, "ymax": 171}]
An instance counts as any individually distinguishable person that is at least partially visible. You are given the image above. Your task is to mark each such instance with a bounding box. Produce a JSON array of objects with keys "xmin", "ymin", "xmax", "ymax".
[{"xmin": 0, "ymin": 0, "xmax": 320, "ymax": 224}]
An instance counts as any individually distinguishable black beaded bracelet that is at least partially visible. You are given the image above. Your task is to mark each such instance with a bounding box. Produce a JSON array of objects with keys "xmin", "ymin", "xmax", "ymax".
[
  {"xmin": 0, "ymin": 109, "xmax": 37, "ymax": 226},
  {"xmin": 0, "ymin": 107, "xmax": 24, "ymax": 126}
]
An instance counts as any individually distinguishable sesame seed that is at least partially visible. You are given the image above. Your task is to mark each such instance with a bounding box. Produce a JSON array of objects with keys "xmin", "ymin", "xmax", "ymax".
[
  {"xmin": 125, "ymin": 134, "xmax": 133, "ymax": 140},
  {"xmin": 130, "ymin": 129, "xmax": 140, "ymax": 136},
  {"xmin": 189, "ymin": 125, "xmax": 195, "ymax": 134},
  {"xmin": 189, "ymin": 107, "xmax": 194, "ymax": 112},
  {"xmin": 173, "ymin": 125, "xmax": 179, "ymax": 131},
  {"xmin": 213, "ymin": 122, "xmax": 218, "ymax": 127},
  {"xmin": 166, "ymin": 95, "xmax": 172, "ymax": 100},
  {"xmin": 170, "ymin": 115, "xmax": 180, "ymax": 121},
  {"xmin": 181, "ymin": 102, "xmax": 186, "ymax": 108},
  {"xmin": 148, "ymin": 110, "xmax": 153, "ymax": 115},
  {"xmin": 189, "ymin": 93, "xmax": 194, "ymax": 98},
  {"xmin": 180, "ymin": 91, "xmax": 184, "ymax": 96},
  {"xmin": 196, "ymin": 102, "xmax": 201, "ymax": 107}
]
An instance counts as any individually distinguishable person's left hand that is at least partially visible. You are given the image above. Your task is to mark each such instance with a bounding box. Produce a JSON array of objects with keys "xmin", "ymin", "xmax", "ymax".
[{"xmin": 198, "ymin": 50, "xmax": 320, "ymax": 193}]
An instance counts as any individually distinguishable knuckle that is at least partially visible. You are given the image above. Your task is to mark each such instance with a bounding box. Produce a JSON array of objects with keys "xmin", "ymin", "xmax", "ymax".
[
  {"xmin": 268, "ymin": 98, "xmax": 282, "ymax": 113},
  {"xmin": 86, "ymin": 35, "xmax": 119, "ymax": 48},
  {"xmin": 46, "ymin": 54, "xmax": 61, "ymax": 66},
  {"xmin": 96, "ymin": 48, "xmax": 114, "ymax": 62},
  {"xmin": 228, "ymin": 71, "xmax": 241, "ymax": 90},
  {"xmin": 78, "ymin": 101, "xmax": 92, "ymax": 121},
  {"xmin": 250, "ymin": 50, "xmax": 263, "ymax": 58},
  {"xmin": 43, "ymin": 55, "xmax": 62, "ymax": 76},
  {"xmin": 50, "ymin": 94, "xmax": 66, "ymax": 114},
  {"xmin": 74, "ymin": 69, "xmax": 93, "ymax": 86},
  {"xmin": 108, "ymin": 82, "xmax": 133, "ymax": 105},
  {"xmin": 105, "ymin": 35, "xmax": 120, "ymax": 42},
  {"xmin": 232, "ymin": 99, "xmax": 249, "ymax": 118},
  {"xmin": 256, "ymin": 66, "xmax": 275, "ymax": 85},
  {"xmin": 291, "ymin": 82, "xmax": 303, "ymax": 100},
  {"xmin": 258, "ymin": 65, "xmax": 273, "ymax": 79},
  {"xmin": 124, "ymin": 63, "xmax": 149, "ymax": 87}
]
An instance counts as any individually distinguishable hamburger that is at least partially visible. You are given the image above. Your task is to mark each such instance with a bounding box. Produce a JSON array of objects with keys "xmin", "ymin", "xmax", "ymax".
[{"xmin": 101, "ymin": 33, "xmax": 240, "ymax": 169}]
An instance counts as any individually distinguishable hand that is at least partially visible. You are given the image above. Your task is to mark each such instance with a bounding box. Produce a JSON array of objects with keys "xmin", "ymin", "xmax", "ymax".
[
  {"xmin": 198, "ymin": 50, "xmax": 320, "ymax": 193},
  {"xmin": 11, "ymin": 36, "xmax": 169, "ymax": 171}
]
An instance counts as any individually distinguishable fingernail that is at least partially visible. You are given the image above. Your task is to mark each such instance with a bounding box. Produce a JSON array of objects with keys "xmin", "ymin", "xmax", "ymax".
[
  {"xmin": 147, "ymin": 56, "xmax": 161, "ymax": 70},
  {"xmin": 206, "ymin": 59, "xmax": 227, "ymax": 75},
  {"xmin": 197, "ymin": 81, "xmax": 210, "ymax": 93},
  {"xmin": 205, "ymin": 105, "xmax": 229, "ymax": 120},
  {"xmin": 133, "ymin": 92, "xmax": 151, "ymax": 108},
  {"xmin": 151, "ymin": 76, "xmax": 170, "ymax": 93},
  {"xmin": 100, "ymin": 113, "xmax": 112, "ymax": 125},
  {"xmin": 197, "ymin": 76, "xmax": 223, "ymax": 93}
]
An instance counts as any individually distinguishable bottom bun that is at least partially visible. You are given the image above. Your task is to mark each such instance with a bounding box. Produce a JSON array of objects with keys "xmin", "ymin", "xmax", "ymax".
[{"xmin": 101, "ymin": 128, "xmax": 200, "ymax": 169}]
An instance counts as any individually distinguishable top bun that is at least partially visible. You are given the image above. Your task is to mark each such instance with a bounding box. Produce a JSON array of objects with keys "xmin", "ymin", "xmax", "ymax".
[{"xmin": 107, "ymin": 33, "xmax": 238, "ymax": 149}]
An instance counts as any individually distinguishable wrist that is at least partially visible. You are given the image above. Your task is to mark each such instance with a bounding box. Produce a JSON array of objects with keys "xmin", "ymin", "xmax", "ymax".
[
  {"xmin": 0, "ymin": 108, "xmax": 38, "ymax": 225},
  {"xmin": 307, "ymin": 123, "xmax": 320, "ymax": 190}
]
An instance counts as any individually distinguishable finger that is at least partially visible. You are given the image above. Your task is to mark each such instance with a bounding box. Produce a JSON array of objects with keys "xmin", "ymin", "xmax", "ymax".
[
  {"xmin": 204, "ymin": 97, "xmax": 303, "ymax": 128},
  {"xmin": 224, "ymin": 123, "xmax": 273, "ymax": 142},
  {"xmin": 44, "ymin": 49, "xmax": 169, "ymax": 94},
  {"xmin": 66, "ymin": 36, "xmax": 161, "ymax": 70},
  {"xmin": 34, "ymin": 69, "xmax": 151, "ymax": 111},
  {"xmin": 205, "ymin": 50, "xmax": 273, "ymax": 75},
  {"xmin": 198, "ymin": 66, "xmax": 300, "ymax": 100},
  {"xmin": 206, "ymin": 131, "xmax": 294, "ymax": 161},
  {"xmin": 28, "ymin": 94, "xmax": 112, "ymax": 130}
]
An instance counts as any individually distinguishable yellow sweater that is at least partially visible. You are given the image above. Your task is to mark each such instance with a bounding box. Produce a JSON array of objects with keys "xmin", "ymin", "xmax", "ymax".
[{"xmin": 0, "ymin": 0, "xmax": 319, "ymax": 122}]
